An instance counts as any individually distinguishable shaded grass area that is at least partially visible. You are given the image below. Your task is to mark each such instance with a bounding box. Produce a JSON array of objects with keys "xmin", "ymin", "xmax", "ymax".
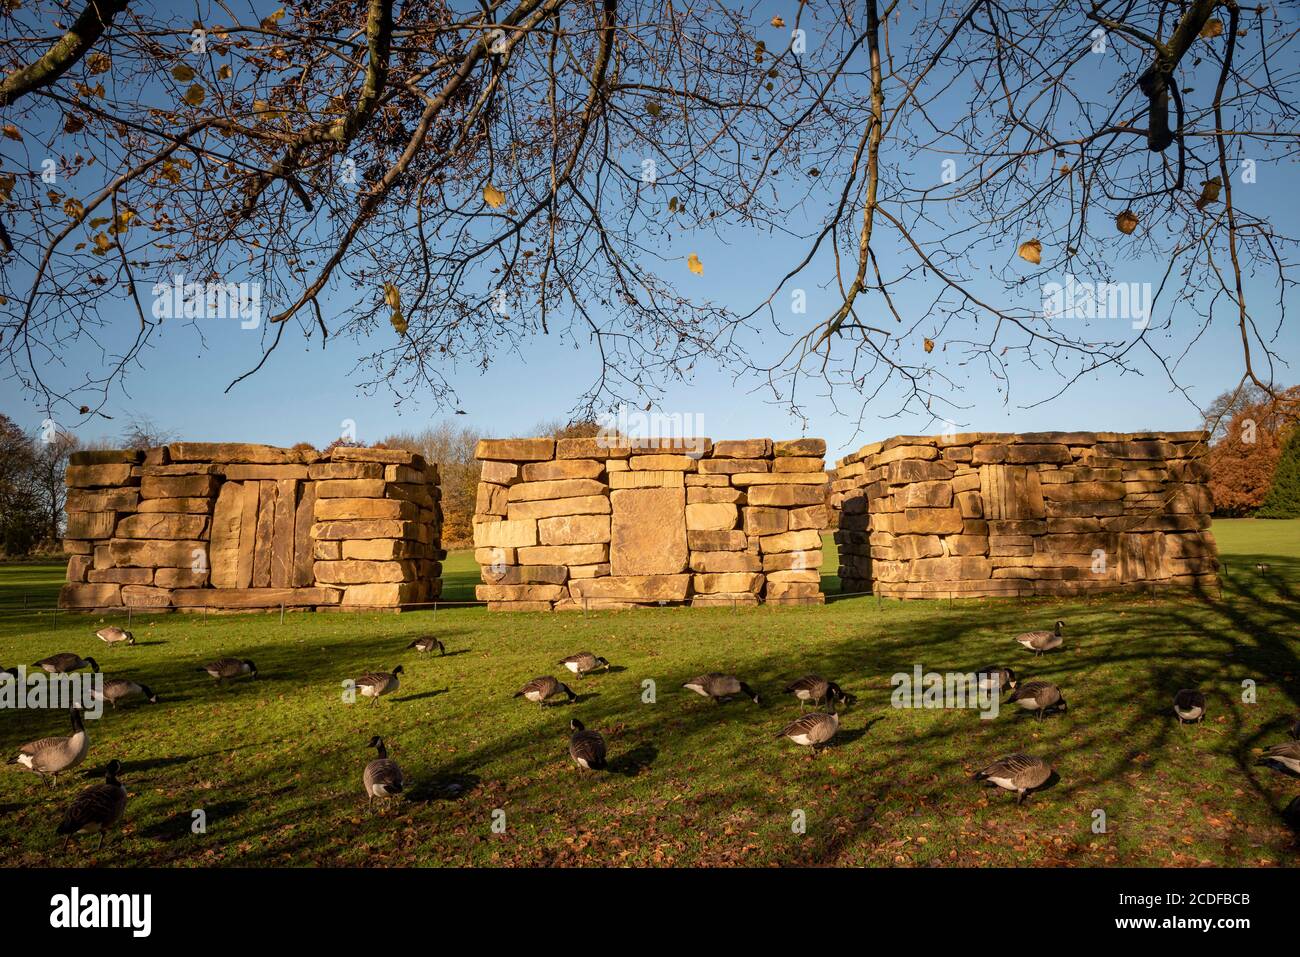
[{"xmin": 0, "ymin": 520, "xmax": 1295, "ymax": 866}]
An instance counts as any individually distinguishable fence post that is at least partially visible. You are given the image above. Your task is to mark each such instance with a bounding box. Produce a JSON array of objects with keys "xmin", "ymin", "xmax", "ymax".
[{"xmin": 280, "ymin": 601, "xmax": 285, "ymax": 625}]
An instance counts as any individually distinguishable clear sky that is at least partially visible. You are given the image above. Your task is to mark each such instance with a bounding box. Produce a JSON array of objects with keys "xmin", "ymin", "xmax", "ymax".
[{"xmin": 2, "ymin": 4, "xmax": 1297, "ymax": 465}]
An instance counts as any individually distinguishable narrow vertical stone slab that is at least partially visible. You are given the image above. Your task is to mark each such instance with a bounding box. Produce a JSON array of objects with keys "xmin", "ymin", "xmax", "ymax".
[
  {"xmin": 610, "ymin": 487, "xmax": 687, "ymax": 575},
  {"xmin": 235, "ymin": 481, "xmax": 260, "ymax": 589},
  {"xmin": 209, "ymin": 481, "xmax": 243, "ymax": 588},
  {"xmin": 271, "ymin": 479, "xmax": 298, "ymax": 588},
  {"xmin": 292, "ymin": 481, "xmax": 317, "ymax": 587},
  {"xmin": 252, "ymin": 480, "xmax": 278, "ymax": 587}
]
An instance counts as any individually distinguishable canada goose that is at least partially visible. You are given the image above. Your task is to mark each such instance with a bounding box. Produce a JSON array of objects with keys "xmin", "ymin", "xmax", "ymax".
[
  {"xmin": 513, "ymin": 675, "xmax": 576, "ymax": 706},
  {"xmin": 33, "ymin": 653, "xmax": 99, "ymax": 674},
  {"xmin": 362, "ymin": 736, "xmax": 404, "ymax": 806},
  {"xmin": 197, "ymin": 658, "xmax": 257, "ymax": 684},
  {"xmin": 683, "ymin": 673, "xmax": 760, "ymax": 705},
  {"xmin": 1256, "ymin": 740, "xmax": 1300, "ymax": 775},
  {"xmin": 95, "ymin": 626, "xmax": 135, "ymax": 647},
  {"xmin": 1009, "ymin": 680, "xmax": 1067, "ymax": 721},
  {"xmin": 775, "ymin": 698, "xmax": 843, "ymax": 752},
  {"xmin": 355, "ymin": 666, "xmax": 403, "ymax": 703},
  {"xmin": 559, "ymin": 652, "xmax": 610, "ymax": 677},
  {"xmin": 1014, "ymin": 621, "xmax": 1064, "ymax": 655},
  {"xmin": 1173, "ymin": 689, "xmax": 1207, "ymax": 724},
  {"xmin": 56, "ymin": 759, "xmax": 127, "ymax": 850},
  {"xmin": 568, "ymin": 719, "xmax": 607, "ymax": 770},
  {"xmin": 783, "ymin": 675, "xmax": 855, "ymax": 710},
  {"xmin": 973, "ymin": 753, "xmax": 1053, "ymax": 805},
  {"xmin": 1256, "ymin": 563, "xmax": 1271, "ymax": 573},
  {"xmin": 977, "ymin": 665, "xmax": 1017, "ymax": 693},
  {"xmin": 92, "ymin": 679, "xmax": 158, "ymax": 709},
  {"xmin": 406, "ymin": 636, "xmax": 445, "ymax": 655},
  {"xmin": 8, "ymin": 707, "xmax": 89, "ymax": 786},
  {"xmin": 1291, "ymin": 716, "xmax": 1300, "ymax": 741}
]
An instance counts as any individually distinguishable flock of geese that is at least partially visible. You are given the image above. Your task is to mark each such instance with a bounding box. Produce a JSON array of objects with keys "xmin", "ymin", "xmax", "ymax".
[{"xmin": 4, "ymin": 616, "xmax": 1300, "ymax": 850}]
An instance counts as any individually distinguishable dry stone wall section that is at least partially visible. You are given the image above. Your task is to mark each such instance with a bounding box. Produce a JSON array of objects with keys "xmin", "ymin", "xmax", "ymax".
[
  {"xmin": 473, "ymin": 437, "xmax": 829, "ymax": 610},
  {"xmin": 61, "ymin": 443, "xmax": 443, "ymax": 611},
  {"xmin": 834, "ymin": 431, "xmax": 1218, "ymax": 598}
]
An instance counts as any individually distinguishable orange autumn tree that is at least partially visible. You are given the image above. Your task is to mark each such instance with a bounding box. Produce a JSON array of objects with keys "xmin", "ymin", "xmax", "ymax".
[{"xmin": 1207, "ymin": 386, "xmax": 1299, "ymax": 516}]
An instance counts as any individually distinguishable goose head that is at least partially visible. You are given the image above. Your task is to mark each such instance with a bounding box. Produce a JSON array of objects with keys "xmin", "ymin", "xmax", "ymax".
[
  {"xmin": 1053, "ymin": 620, "xmax": 1065, "ymax": 636},
  {"xmin": 367, "ymin": 735, "xmax": 384, "ymax": 751},
  {"xmin": 243, "ymin": 659, "xmax": 258, "ymax": 678},
  {"xmin": 140, "ymin": 684, "xmax": 158, "ymax": 704},
  {"xmin": 570, "ymin": 718, "xmax": 585, "ymax": 732},
  {"xmin": 104, "ymin": 759, "xmax": 122, "ymax": 783},
  {"xmin": 123, "ymin": 630, "xmax": 136, "ymax": 645},
  {"xmin": 596, "ymin": 656, "xmax": 610, "ymax": 668},
  {"xmin": 392, "ymin": 665, "xmax": 405, "ymax": 677},
  {"xmin": 85, "ymin": 657, "xmax": 100, "ymax": 673}
]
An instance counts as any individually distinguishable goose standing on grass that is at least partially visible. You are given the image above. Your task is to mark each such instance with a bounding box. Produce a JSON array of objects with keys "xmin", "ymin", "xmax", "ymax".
[
  {"xmin": 362, "ymin": 736, "xmax": 404, "ymax": 806},
  {"xmin": 406, "ymin": 636, "xmax": 445, "ymax": 655},
  {"xmin": 1009, "ymin": 680, "xmax": 1067, "ymax": 721},
  {"xmin": 783, "ymin": 675, "xmax": 855, "ymax": 710},
  {"xmin": 683, "ymin": 673, "xmax": 761, "ymax": 705},
  {"xmin": 1256, "ymin": 739, "xmax": 1300, "ymax": 775},
  {"xmin": 197, "ymin": 658, "xmax": 257, "ymax": 685},
  {"xmin": 513, "ymin": 676, "xmax": 577, "ymax": 707},
  {"xmin": 1014, "ymin": 621, "xmax": 1064, "ymax": 656},
  {"xmin": 92, "ymin": 679, "xmax": 158, "ymax": 709},
  {"xmin": 95, "ymin": 626, "xmax": 135, "ymax": 647},
  {"xmin": 1173, "ymin": 689, "xmax": 1207, "ymax": 725},
  {"xmin": 972, "ymin": 753, "xmax": 1054, "ymax": 806},
  {"xmin": 559, "ymin": 652, "xmax": 610, "ymax": 677},
  {"xmin": 568, "ymin": 719, "xmax": 607, "ymax": 770},
  {"xmin": 33, "ymin": 652, "xmax": 99, "ymax": 674},
  {"xmin": 8, "ymin": 707, "xmax": 89, "ymax": 786},
  {"xmin": 355, "ymin": 666, "xmax": 403, "ymax": 704},
  {"xmin": 776, "ymin": 698, "xmax": 845, "ymax": 753},
  {"xmin": 977, "ymin": 666, "xmax": 1017, "ymax": 694},
  {"xmin": 56, "ymin": 759, "xmax": 127, "ymax": 850}
]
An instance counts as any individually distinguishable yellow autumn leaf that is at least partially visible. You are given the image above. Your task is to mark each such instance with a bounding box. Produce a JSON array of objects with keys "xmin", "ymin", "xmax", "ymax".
[
  {"xmin": 483, "ymin": 184, "xmax": 506, "ymax": 208},
  {"xmin": 183, "ymin": 84, "xmax": 206, "ymax": 107},
  {"xmin": 1017, "ymin": 239, "xmax": 1042, "ymax": 265},
  {"xmin": 217, "ymin": 64, "xmax": 232, "ymax": 80},
  {"xmin": 1200, "ymin": 18, "xmax": 1223, "ymax": 39},
  {"xmin": 87, "ymin": 53, "xmax": 112, "ymax": 75},
  {"xmin": 2, "ymin": 123, "xmax": 22, "ymax": 142},
  {"xmin": 383, "ymin": 281, "xmax": 402, "ymax": 311},
  {"xmin": 1116, "ymin": 209, "xmax": 1139, "ymax": 235},
  {"xmin": 172, "ymin": 64, "xmax": 196, "ymax": 82},
  {"xmin": 923, "ymin": 337, "xmax": 935, "ymax": 354},
  {"xmin": 687, "ymin": 253, "xmax": 704, "ymax": 275},
  {"xmin": 771, "ymin": 16, "xmax": 785, "ymax": 28},
  {"xmin": 62, "ymin": 197, "xmax": 85, "ymax": 219},
  {"xmin": 91, "ymin": 233, "xmax": 113, "ymax": 255}
]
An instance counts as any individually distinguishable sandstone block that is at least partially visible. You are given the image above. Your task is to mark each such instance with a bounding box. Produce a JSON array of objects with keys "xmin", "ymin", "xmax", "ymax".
[
  {"xmin": 713, "ymin": 439, "xmax": 772, "ymax": 458},
  {"xmin": 168, "ymin": 442, "xmax": 304, "ymax": 464},
  {"xmin": 774, "ymin": 438, "xmax": 826, "ymax": 457},
  {"xmin": 108, "ymin": 538, "xmax": 207, "ymax": 569},
  {"xmin": 314, "ymin": 498, "xmax": 418, "ymax": 521},
  {"xmin": 59, "ymin": 583, "xmax": 122, "ymax": 608},
  {"xmin": 221, "ymin": 464, "xmax": 309, "ymax": 481},
  {"xmin": 154, "ymin": 567, "xmax": 209, "ymax": 588},
  {"xmin": 902, "ymin": 481, "xmax": 953, "ymax": 508},
  {"xmin": 312, "ymin": 520, "xmax": 422, "ymax": 541},
  {"xmin": 66, "ymin": 488, "xmax": 141, "ymax": 512},
  {"xmin": 508, "ymin": 479, "xmax": 606, "ymax": 502},
  {"xmin": 480, "ymin": 564, "xmax": 568, "ymax": 586},
  {"xmin": 765, "ymin": 581, "xmax": 822, "ymax": 600},
  {"xmin": 610, "ymin": 487, "xmax": 687, "ymax": 576},
  {"xmin": 609, "ymin": 470, "xmax": 684, "ymax": 489},
  {"xmin": 569, "ymin": 574, "xmax": 690, "ymax": 602},
  {"xmin": 688, "ymin": 530, "xmax": 747, "ymax": 551},
  {"xmin": 746, "ymin": 485, "xmax": 827, "ymax": 507},
  {"xmin": 474, "ymin": 546, "xmax": 514, "ymax": 566},
  {"xmin": 476, "ymin": 482, "xmax": 508, "ymax": 516},
  {"xmin": 901, "ymin": 507, "xmax": 964, "ymax": 534},
  {"xmin": 70, "ymin": 449, "xmax": 142, "ymax": 466},
  {"xmin": 743, "ymin": 507, "xmax": 788, "ymax": 536},
  {"xmin": 694, "ymin": 572, "xmax": 763, "ymax": 594},
  {"xmin": 556, "ymin": 437, "xmax": 631, "ymax": 459},
  {"xmin": 629, "ymin": 454, "xmax": 696, "ymax": 471},
  {"xmin": 760, "ymin": 529, "xmax": 822, "ymax": 554},
  {"xmin": 476, "ymin": 438, "xmax": 556, "ymax": 461},
  {"xmin": 480, "ymin": 460, "xmax": 520, "ymax": 485},
  {"xmin": 538, "ymin": 514, "xmax": 610, "ymax": 546},
  {"xmin": 518, "ymin": 543, "xmax": 609, "ymax": 565},
  {"xmin": 66, "ymin": 464, "xmax": 135, "ymax": 488},
  {"xmin": 508, "ymin": 496, "xmax": 610, "ymax": 520},
  {"xmin": 314, "ymin": 560, "xmax": 414, "ymax": 584},
  {"xmin": 134, "ymin": 497, "xmax": 212, "ymax": 514},
  {"xmin": 690, "ymin": 551, "xmax": 762, "ymax": 573},
  {"xmin": 308, "ymin": 462, "xmax": 384, "ymax": 480},
  {"xmin": 65, "ymin": 511, "xmax": 117, "ymax": 540},
  {"xmin": 569, "ymin": 563, "xmax": 610, "ymax": 579},
  {"xmin": 473, "ymin": 519, "xmax": 538, "ymax": 549},
  {"xmin": 343, "ymin": 539, "xmax": 423, "ymax": 561},
  {"xmin": 522, "ymin": 459, "xmax": 604, "ymax": 482},
  {"xmin": 788, "ymin": 505, "xmax": 829, "ymax": 530},
  {"xmin": 688, "ymin": 486, "xmax": 744, "ymax": 505},
  {"xmin": 773, "ymin": 457, "xmax": 825, "ymax": 472},
  {"xmin": 766, "ymin": 569, "xmax": 820, "ymax": 584},
  {"xmin": 730, "ymin": 472, "xmax": 828, "ymax": 486},
  {"xmin": 687, "ymin": 502, "xmax": 738, "ymax": 531},
  {"xmin": 116, "ymin": 513, "xmax": 208, "ymax": 540},
  {"xmin": 476, "ymin": 583, "xmax": 567, "ymax": 602},
  {"xmin": 699, "ymin": 458, "xmax": 769, "ymax": 475}
]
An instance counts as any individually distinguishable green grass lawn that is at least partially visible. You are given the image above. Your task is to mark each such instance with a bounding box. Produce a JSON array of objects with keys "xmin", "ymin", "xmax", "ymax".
[{"xmin": 0, "ymin": 520, "xmax": 1297, "ymax": 867}]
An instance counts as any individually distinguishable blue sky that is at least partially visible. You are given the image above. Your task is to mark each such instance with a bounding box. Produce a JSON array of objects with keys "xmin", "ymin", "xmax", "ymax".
[{"xmin": 2, "ymin": 4, "xmax": 1297, "ymax": 465}]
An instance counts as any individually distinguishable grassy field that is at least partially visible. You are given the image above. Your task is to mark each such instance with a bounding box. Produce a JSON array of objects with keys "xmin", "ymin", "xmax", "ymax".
[{"xmin": 0, "ymin": 519, "xmax": 1296, "ymax": 867}]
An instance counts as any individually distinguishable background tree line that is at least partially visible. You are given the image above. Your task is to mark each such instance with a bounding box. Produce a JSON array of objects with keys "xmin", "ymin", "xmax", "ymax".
[{"xmin": 1205, "ymin": 384, "xmax": 1300, "ymax": 518}]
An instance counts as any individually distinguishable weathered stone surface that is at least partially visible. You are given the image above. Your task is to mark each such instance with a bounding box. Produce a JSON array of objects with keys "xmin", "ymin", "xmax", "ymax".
[
  {"xmin": 314, "ymin": 560, "xmax": 414, "ymax": 584},
  {"xmin": 59, "ymin": 583, "xmax": 122, "ymax": 608},
  {"xmin": 141, "ymin": 474, "xmax": 220, "ymax": 499},
  {"xmin": 767, "ymin": 569, "xmax": 821, "ymax": 584},
  {"xmin": 70, "ymin": 449, "xmax": 143, "ymax": 466},
  {"xmin": 220, "ymin": 464, "xmax": 309, "ymax": 481},
  {"xmin": 569, "ymin": 563, "xmax": 610, "ymax": 579},
  {"xmin": 109, "ymin": 539, "xmax": 207, "ymax": 568},
  {"xmin": 313, "ymin": 479, "xmax": 387, "ymax": 498},
  {"xmin": 743, "ymin": 507, "xmax": 788, "ymax": 537},
  {"xmin": 116, "ymin": 513, "xmax": 208, "ymax": 540},
  {"xmin": 135, "ymin": 497, "xmax": 212, "ymax": 514},
  {"xmin": 67, "ymin": 464, "xmax": 136, "ymax": 488},
  {"xmin": 694, "ymin": 572, "xmax": 763, "ymax": 594},
  {"xmin": 713, "ymin": 439, "xmax": 772, "ymax": 458},
  {"xmin": 759, "ymin": 529, "xmax": 822, "ymax": 554},
  {"xmin": 687, "ymin": 486, "xmax": 744, "ymax": 505},
  {"xmin": 538, "ymin": 514, "xmax": 610, "ymax": 546},
  {"xmin": 774, "ymin": 438, "xmax": 827, "ymax": 457},
  {"xmin": 746, "ymin": 485, "xmax": 826, "ymax": 507},
  {"xmin": 476, "ymin": 583, "xmax": 567, "ymax": 602},
  {"xmin": 65, "ymin": 511, "xmax": 117, "ymax": 540},
  {"xmin": 628, "ymin": 454, "xmax": 696, "ymax": 471},
  {"xmin": 172, "ymin": 587, "xmax": 342, "ymax": 607},
  {"xmin": 731, "ymin": 471, "xmax": 828, "ymax": 486},
  {"xmin": 480, "ymin": 460, "xmax": 521, "ymax": 485},
  {"xmin": 314, "ymin": 497, "xmax": 418, "ymax": 521},
  {"xmin": 473, "ymin": 519, "xmax": 538, "ymax": 549},
  {"xmin": 556, "ymin": 437, "xmax": 631, "ymax": 459},
  {"xmin": 763, "ymin": 548, "xmax": 821, "ymax": 571},
  {"xmin": 507, "ymin": 496, "xmax": 610, "ymax": 520},
  {"xmin": 329, "ymin": 447, "xmax": 419, "ymax": 466},
  {"xmin": 699, "ymin": 458, "xmax": 769, "ymax": 475},
  {"xmin": 690, "ymin": 551, "xmax": 762, "ymax": 573},
  {"xmin": 476, "ymin": 438, "xmax": 556, "ymax": 461},
  {"xmin": 773, "ymin": 457, "xmax": 825, "ymax": 473},
  {"xmin": 308, "ymin": 462, "xmax": 385, "ymax": 480},
  {"xmin": 521, "ymin": 459, "xmax": 604, "ymax": 482},
  {"xmin": 610, "ymin": 487, "xmax": 687, "ymax": 576},
  {"xmin": 901, "ymin": 507, "xmax": 964, "ymax": 535},
  {"xmin": 686, "ymin": 502, "xmax": 738, "ymax": 532},
  {"xmin": 688, "ymin": 529, "xmax": 748, "ymax": 551},
  {"xmin": 313, "ymin": 520, "xmax": 423, "ymax": 541},
  {"xmin": 508, "ymin": 479, "xmax": 607, "ymax": 502},
  {"xmin": 168, "ymin": 442, "xmax": 304, "ymax": 465},
  {"xmin": 609, "ymin": 470, "xmax": 684, "ymax": 489},
  {"xmin": 154, "ymin": 567, "xmax": 209, "ymax": 588},
  {"xmin": 569, "ymin": 574, "xmax": 690, "ymax": 602},
  {"xmin": 480, "ymin": 564, "xmax": 569, "ymax": 586},
  {"xmin": 518, "ymin": 543, "xmax": 609, "ymax": 565}
]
